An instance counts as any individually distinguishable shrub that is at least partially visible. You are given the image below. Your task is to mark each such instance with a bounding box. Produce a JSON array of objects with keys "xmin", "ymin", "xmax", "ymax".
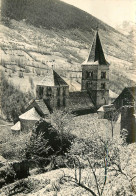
[
  {"xmin": 35, "ymin": 68, "xmax": 41, "ymax": 76},
  {"xmin": 26, "ymin": 118, "xmax": 75, "ymax": 168},
  {"xmin": 18, "ymin": 71, "xmax": 24, "ymax": 78},
  {"xmin": 8, "ymin": 70, "xmax": 12, "ymax": 77},
  {"xmin": 29, "ymin": 77, "xmax": 34, "ymax": 89},
  {"xmin": 12, "ymin": 66, "xmax": 16, "ymax": 73},
  {"xmin": 25, "ymin": 67, "xmax": 30, "ymax": 73}
]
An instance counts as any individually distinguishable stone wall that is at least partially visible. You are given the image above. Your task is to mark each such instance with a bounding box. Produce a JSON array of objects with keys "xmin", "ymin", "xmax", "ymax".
[
  {"xmin": 121, "ymin": 106, "xmax": 136, "ymax": 143},
  {"xmin": 20, "ymin": 119, "xmax": 38, "ymax": 132}
]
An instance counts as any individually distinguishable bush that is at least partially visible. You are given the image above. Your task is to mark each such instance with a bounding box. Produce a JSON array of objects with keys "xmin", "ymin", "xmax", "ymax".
[
  {"xmin": 29, "ymin": 77, "xmax": 34, "ymax": 89},
  {"xmin": 8, "ymin": 70, "xmax": 12, "ymax": 77},
  {"xmin": 18, "ymin": 71, "xmax": 24, "ymax": 78},
  {"xmin": 12, "ymin": 66, "xmax": 16, "ymax": 73},
  {"xmin": 26, "ymin": 118, "xmax": 75, "ymax": 168},
  {"xmin": 35, "ymin": 68, "xmax": 41, "ymax": 76},
  {"xmin": 25, "ymin": 67, "xmax": 30, "ymax": 73}
]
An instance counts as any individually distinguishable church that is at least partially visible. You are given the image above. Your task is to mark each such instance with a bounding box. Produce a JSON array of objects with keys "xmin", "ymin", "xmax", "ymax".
[{"xmin": 11, "ymin": 31, "xmax": 110, "ymax": 132}]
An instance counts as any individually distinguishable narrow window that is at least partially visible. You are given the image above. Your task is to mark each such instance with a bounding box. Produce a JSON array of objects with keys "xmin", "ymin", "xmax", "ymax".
[
  {"xmin": 63, "ymin": 98, "xmax": 66, "ymax": 106},
  {"xmin": 86, "ymin": 82, "xmax": 89, "ymax": 89},
  {"xmin": 86, "ymin": 71, "xmax": 89, "ymax": 78},
  {"xmin": 101, "ymin": 72, "xmax": 106, "ymax": 79},
  {"xmin": 39, "ymin": 86, "xmax": 44, "ymax": 98},
  {"xmin": 89, "ymin": 71, "xmax": 93, "ymax": 79},
  {"xmin": 101, "ymin": 83, "xmax": 105, "ymax": 90},
  {"xmin": 57, "ymin": 87, "xmax": 60, "ymax": 96},
  {"xmin": 47, "ymin": 87, "xmax": 52, "ymax": 96},
  {"xmin": 57, "ymin": 98, "xmax": 60, "ymax": 108},
  {"xmin": 63, "ymin": 87, "xmax": 66, "ymax": 96}
]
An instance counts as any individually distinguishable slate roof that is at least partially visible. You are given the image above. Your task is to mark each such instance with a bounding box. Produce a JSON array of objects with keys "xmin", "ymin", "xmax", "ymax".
[
  {"xmin": 19, "ymin": 108, "xmax": 41, "ymax": 121},
  {"xmin": 68, "ymin": 91, "xmax": 94, "ymax": 111},
  {"xmin": 83, "ymin": 31, "xmax": 109, "ymax": 65},
  {"xmin": 38, "ymin": 69, "xmax": 68, "ymax": 87},
  {"xmin": 97, "ymin": 104, "xmax": 116, "ymax": 112},
  {"xmin": 35, "ymin": 99, "xmax": 50, "ymax": 116},
  {"xmin": 126, "ymin": 86, "xmax": 136, "ymax": 99},
  {"xmin": 11, "ymin": 121, "xmax": 21, "ymax": 131}
]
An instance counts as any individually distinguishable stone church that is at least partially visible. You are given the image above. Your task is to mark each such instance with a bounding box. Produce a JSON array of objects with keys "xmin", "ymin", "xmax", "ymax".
[{"xmin": 11, "ymin": 31, "xmax": 110, "ymax": 132}]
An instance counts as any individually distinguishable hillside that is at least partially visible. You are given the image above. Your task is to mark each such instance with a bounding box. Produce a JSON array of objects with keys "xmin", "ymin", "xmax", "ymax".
[
  {"xmin": 1, "ymin": 0, "xmax": 116, "ymax": 32},
  {"xmin": 0, "ymin": 0, "xmax": 136, "ymax": 96}
]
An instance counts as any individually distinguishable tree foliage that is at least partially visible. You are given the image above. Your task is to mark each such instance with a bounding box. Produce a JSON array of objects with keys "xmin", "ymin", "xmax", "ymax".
[
  {"xmin": 26, "ymin": 117, "xmax": 75, "ymax": 168},
  {"xmin": 65, "ymin": 117, "xmax": 136, "ymax": 195},
  {"xmin": 1, "ymin": 71, "xmax": 33, "ymax": 122}
]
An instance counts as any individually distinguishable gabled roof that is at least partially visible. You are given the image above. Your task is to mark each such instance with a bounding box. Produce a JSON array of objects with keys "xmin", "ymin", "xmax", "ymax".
[
  {"xmin": 114, "ymin": 86, "xmax": 136, "ymax": 103},
  {"xmin": 19, "ymin": 108, "xmax": 41, "ymax": 121},
  {"xmin": 38, "ymin": 69, "xmax": 68, "ymax": 87},
  {"xmin": 68, "ymin": 91, "xmax": 94, "ymax": 111},
  {"xmin": 83, "ymin": 31, "xmax": 109, "ymax": 65}
]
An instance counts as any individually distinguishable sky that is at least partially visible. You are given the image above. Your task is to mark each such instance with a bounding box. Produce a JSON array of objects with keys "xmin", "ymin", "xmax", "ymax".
[{"xmin": 61, "ymin": 0, "xmax": 136, "ymax": 27}]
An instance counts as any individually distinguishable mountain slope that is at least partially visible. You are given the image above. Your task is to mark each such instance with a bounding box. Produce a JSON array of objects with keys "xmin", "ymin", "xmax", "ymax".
[{"xmin": 1, "ymin": 0, "xmax": 116, "ymax": 32}]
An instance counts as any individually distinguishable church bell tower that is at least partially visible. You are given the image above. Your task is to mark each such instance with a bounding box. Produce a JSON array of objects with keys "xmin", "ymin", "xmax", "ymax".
[{"xmin": 81, "ymin": 31, "xmax": 109, "ymax": 108}]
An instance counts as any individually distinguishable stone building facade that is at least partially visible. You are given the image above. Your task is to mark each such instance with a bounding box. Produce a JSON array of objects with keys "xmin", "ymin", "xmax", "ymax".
[{"xmin": 36, "ymin": 70, "xmax": 69, "ymax": 111}]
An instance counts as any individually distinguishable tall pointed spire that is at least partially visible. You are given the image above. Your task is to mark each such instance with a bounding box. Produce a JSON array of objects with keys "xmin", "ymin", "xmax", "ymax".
[{"xmin": 86, "ymin": 31, "xmax": 109, "ymax": 65}]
